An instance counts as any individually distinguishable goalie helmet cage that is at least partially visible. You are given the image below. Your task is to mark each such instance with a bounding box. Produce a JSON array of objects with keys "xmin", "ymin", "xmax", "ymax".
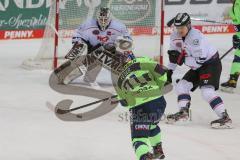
[{"xmin": 22, "ymin": 0, "xmax": 165, "ymax": 70}]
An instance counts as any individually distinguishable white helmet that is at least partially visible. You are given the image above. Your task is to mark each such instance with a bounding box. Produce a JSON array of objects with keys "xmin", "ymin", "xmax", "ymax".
[{"xmin": 97, "ymin": 7, "xmax": 111, "ymax": 31}]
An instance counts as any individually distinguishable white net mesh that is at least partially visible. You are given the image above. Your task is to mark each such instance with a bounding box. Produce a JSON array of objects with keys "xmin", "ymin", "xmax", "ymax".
[{"xmin": 22, "ymin": 0, "xmax": 162, "ymax": 70}]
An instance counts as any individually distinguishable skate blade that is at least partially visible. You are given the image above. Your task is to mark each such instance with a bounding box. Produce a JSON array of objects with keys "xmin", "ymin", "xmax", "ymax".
[
  {"xmin": 211, "ymin": 122, "xmax": 233, "ymax": 129},
  {"xmin": 154, "ymin": 154, "xmax": 165, "ymax": 159},
  {"xmin": 220, "ymin": 87, "xmax": 235, "ymax": 93},
  {"xmin": 165, "ymin": 117, "xmax": 190, "ymax": 124},
  {"xmin": 165, "ymin": 118, "xmax": 176, "ymax": 124}
]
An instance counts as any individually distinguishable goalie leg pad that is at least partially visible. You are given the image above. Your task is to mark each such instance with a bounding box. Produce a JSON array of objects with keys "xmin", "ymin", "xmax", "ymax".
[
  {"xmin": 63, "ymin": 67, "xmax": 84, "ymax": 84},
  {"xmin": 65, "ymin": 42, "xmax": 87, "ymax": 60}
]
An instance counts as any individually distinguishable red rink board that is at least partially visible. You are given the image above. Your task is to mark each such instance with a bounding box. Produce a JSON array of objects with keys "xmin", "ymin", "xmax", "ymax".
[{"xmin": 0, "ymin": 25, "xmax": 235, "ymax": 40}]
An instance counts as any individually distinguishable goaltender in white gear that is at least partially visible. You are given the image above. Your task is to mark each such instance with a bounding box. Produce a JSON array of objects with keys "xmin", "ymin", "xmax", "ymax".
[
  {"xmin": 166, "ymin": 13, "xmax": 232, "ymax": 128},
  {"xmin": 66, "ymin": 7, "xmax": 133, "ymax": 85}
]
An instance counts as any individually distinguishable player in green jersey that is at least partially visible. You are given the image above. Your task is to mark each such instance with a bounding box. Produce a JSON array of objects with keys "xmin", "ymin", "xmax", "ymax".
[
  {"xmin": 115, "ymin": 56, "xmax": 167, "ymax": 160},
  {"xmin": 221, "ymin": 0, "xmax": 240, "ymax": 92}
]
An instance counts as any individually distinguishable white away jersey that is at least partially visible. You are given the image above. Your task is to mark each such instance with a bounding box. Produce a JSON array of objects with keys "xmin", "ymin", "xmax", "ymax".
[
  {"xmin": 168, "ymin": 28, "xmax": 218, "ymax": 70},
  {"xmin": 72, "ymin": 19, "xmax": 132, "ymax": 47}
]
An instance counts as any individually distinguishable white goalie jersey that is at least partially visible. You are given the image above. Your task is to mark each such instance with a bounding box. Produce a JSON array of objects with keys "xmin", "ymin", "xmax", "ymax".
[
  {"xmin": 72, "ymin": 18, "xmax": 132, "ymax": 47},
  {"xmin": 168, "ymin": 28, "xmax": 218, "ymax": 70}
]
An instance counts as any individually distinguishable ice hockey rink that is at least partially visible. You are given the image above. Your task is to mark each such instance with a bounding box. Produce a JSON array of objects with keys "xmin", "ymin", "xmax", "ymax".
[{"xmin": 0, "ymin": 34, "xmax": 240, "ymax": 160}]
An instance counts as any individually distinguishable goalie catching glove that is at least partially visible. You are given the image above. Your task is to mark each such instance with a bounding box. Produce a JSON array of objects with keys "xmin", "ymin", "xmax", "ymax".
[{"xmin": 115, "ymin": 36, "xmax": 133, "ymax": 53}]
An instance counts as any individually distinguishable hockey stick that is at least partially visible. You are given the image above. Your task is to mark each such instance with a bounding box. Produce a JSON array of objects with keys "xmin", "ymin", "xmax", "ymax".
[
  {"xmin": 220, "ymin": 47, "xmax": 234, "ymax": 60},
  {"xmin": 56, "ymin": 95, "xmax": 118, "ymax": 114},
  {"xmin": 167, "ymin": 17, "xmax": 232, "ymax": 27},
  {"xmin": 190, "ymin": 17, "xmax": 232, "ymax": 25},
  {"xmin": 56, "ymin": 83, "xmax": 173, "ymax": 115}
]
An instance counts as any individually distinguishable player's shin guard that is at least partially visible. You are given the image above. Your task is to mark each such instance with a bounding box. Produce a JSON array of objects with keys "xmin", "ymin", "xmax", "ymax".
[
  {"xmin": 175, "ymin": 80, "xmax": 192, "ymax": 109},
  {"xmin": 149, "ymin": 125, "xmax": 161, "ymax": 147},
  {"xmin": 131, "ymin": 125, "xmax": 154, "ymax": 160},
  {"xmin": 209, "ymin": 97, "xmax": 226, "ymax": 117},
  {"xmin": 221, "ymin": 52, "xmax": 240, "ymax": 92},
  {"xmin": 230, "ymin": 51, "xmax": 240, "ymax": 75},
  {"xmin": 132, "ymin": 138, "xmax": 152, "ymax": 160},
  {"xmin": 177, "ymin": 94, "xmax": 191, "ymax": 109},
  {"xmin": 201, "ymin": 87, "xmax": 225, "ymax": 117}
]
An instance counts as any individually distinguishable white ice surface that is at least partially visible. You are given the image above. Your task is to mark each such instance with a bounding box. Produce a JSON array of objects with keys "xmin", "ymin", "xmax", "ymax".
[{"xmin": 0, "ymin": 34, "xmax": 240, "ymax": 160}]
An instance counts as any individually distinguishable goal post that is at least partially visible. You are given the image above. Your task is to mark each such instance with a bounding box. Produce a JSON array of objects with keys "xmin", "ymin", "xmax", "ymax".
[
  {"xmin": 160, "ymin": 0, "xmax": 165, "ymax": 65},
  {"xmin": 22, "ymin": 0, "xmax": 165, "ymax": 70},
  {"xmin": 53, "ymin": 0, "xmax": 60, "ymax": 69}
]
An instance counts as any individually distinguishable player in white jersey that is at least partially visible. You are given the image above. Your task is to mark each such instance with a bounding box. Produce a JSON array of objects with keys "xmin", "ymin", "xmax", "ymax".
[
  {"xmin": 66, "ymin": 7, "xmax": 134, "ymax": 84},
  {"xmin": 166, "ymin": 13, "xmax": 232, "ymax": 128}
]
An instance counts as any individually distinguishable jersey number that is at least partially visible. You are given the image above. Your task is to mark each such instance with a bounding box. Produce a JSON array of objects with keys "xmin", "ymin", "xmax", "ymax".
[{"xmin": 123, "ymin": 73, "xmax": 152, "ymax": 90}]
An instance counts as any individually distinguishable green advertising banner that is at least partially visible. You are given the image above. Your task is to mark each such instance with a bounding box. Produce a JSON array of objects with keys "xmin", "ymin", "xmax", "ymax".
[
  {"xmin": 0, "ymin": 0, "xmax": 158, "ymax": 39},
  {"xmin": 0, "ymin": 0, "xmax": 49, "ymax": 30},
  {"xmin": 59, "ymin": 0, "xmax": 156, "ymax": 31},
  {"xmin": 0, "ymin": 0, "xmax": 234, "ymax": 40},
  {"xmin": 108, "ymin": 0, "xmax": 155, "ymax": 26}
]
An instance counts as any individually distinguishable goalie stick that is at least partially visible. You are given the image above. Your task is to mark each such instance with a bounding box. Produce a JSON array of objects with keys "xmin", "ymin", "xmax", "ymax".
[{"xmin": 55, "ymin": 83, "xmax": 173, "ymax": 115}]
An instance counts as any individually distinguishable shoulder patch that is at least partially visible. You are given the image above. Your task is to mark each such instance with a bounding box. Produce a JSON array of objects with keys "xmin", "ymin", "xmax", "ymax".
[{"xmin": 193, "ymin": 39, "xmax": 200, "ymax": 46}]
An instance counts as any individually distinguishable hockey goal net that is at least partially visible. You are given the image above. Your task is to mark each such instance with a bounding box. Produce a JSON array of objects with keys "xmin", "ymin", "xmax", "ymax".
[{"xmin": 22, "ymin": 0, "xmax": 164, "ymax": 70}]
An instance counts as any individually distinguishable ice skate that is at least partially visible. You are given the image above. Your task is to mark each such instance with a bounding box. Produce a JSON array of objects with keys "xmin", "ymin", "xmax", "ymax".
[
  {"xmin": 141, "ymin": 152, "xmax": 154, "ymax": 160},
  {"xmin": 166, "ymin": 103, "xmax": 190, "ymax": 124},
  {"xmin": 211, "ymin": 110, "xmax": 232, "ymax": 129},
  {"xmin": 153, "ymin": 143, "xmax": 165, "ymax": 159},
  {"xmin": 221, "ymin": 74, "xmax": 239, "ymax": 93}
]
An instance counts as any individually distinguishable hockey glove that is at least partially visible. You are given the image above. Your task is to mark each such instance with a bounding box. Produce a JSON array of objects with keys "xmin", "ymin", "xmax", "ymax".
[
  {"xmin": 115, "ymin": 36, "xmax": 133, "ymax": 53},
  {"xmin": 233, "ymin": 35, "xmax": 240, "ymax": 49},
  {"xmin": 168, "ymin": 50, "xmax": 185, "ymax": 66},
  {"xmin": 164, "ymin": 69, "xmax": 173, "ymax": 86},
  {"xmin": 166, "ymin": 69, "xmax": 173, "ymax": 84}
]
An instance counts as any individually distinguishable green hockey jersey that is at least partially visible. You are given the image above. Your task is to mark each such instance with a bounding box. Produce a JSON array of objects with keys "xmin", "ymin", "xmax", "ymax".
[{"xmin": 115, "ymin": 57, "xmax": 167, "ymax": 108}]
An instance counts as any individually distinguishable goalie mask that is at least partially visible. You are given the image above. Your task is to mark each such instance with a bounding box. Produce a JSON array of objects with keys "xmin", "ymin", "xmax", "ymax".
[{"xmin": 97, "ymin": 7, "xmax": 111, "ymax": 31}]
